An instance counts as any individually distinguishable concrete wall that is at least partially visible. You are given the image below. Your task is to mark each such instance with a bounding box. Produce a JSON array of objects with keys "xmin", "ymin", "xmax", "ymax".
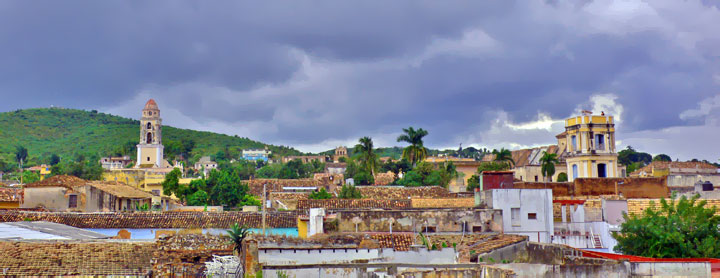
[
  {"xmin": 513, "ymin": 182, "xmax": 572, "ymax": 197},
  {"xmin": 631, "ymin": 262, "xmax": 711, "ymax": 277},
  {"xmin": 22, "ymin": 187, "xmax": 76, "ymax": 211},
  {"xmin": 335, "ymin": 209, "xmax": 503, "ymax": 233},
  {"xmin": 260, "ymin": 248, "xmax": 455, "ymax": 265},
  {"xmin": 602, "ymin": 200, "xmax": 628, "ymax": 225},
  {"xmin": 667, "ymin": 174, "xmax": 720, "ymax": 187},
  {"xmin": 484, "ymin": 189, "xmax": 553, "ymax": 243}
]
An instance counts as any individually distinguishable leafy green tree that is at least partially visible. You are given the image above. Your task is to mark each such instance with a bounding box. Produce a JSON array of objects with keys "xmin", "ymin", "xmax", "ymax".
[
  {"xmin": 353, "ymin": 171, "xmax": 375, "ymax": 185},
  {"xmin": 339, "ymin": 184, "xmax": 362, "ymax": 199},
  {"xmin": 556, "ymin": 172, "xmax": 568, "ymax": 182},
  {"xmin": 354, "ymin": 137, "xmax": 378, "ymax": 176},
  {"xmin": 344, "ymin": 160, "xmax": 358, "ymax": 180},
  {"xmin": 49, "ymin": 154, "xmax": 61, "ymax": 166},
  {"xmin": 466, "ymin": 175, "xmax": 480, "ymax": 191},
  {"xmin": 239, "ymin": 195, "xmax": 261, "ymax": 207},
  {"xmin": 187, "ymin": 190, "xmax": 209, "ymax": 206},
  {"xmin": 618, "ymin": 146, "xmax": 652, "ymax": 169},
  {"xmin": 492, "ymin": 148, "xmax": 515, "ymax": 167},
  {"xmin": 627, "ymin": 161, "xmax": 645, "ymax": 174},
  {"xmin": 653, "ymin": 154, "xmax": 672, "ymax": 162},
  {"xmin": 613, "ymin": 194, "xmax": 720, "ymax": 258},
  {"xmin": 22, "ymin": 171, "xmax": 41, "ymax": 184},
  {"xmin": 309, "ymin": 188, "xmax": 333, "ymax": 199},
  {"xmin": 478, "ymin": 161, "xmax": 511, "ymax": 173},
  {"xmin": 398, "ymin": 171, "xmax": 424, "ymax": 187},
  {"xmin": 396, "ymin": 127, "xmax": 429, "ymax": 167},
  {"xmin": 227, "ymin": 223, "xmax": 251, "ymax": 254},
  {"xmin": 539, "ymin": 152, "xmax": 559, "ymax": 182},
  {"xmin": 162, "ymin": 168, "xmax": 183, "ymax": 197}
]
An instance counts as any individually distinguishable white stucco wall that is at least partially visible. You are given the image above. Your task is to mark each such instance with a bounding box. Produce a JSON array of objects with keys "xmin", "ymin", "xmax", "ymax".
[
  {"xmin": 259, "ymin": 248, "xmax": 455, "ymax": 265},
  {"xmin": 489, "ymin": 189, "xmax": 553, "ymax": 243}
]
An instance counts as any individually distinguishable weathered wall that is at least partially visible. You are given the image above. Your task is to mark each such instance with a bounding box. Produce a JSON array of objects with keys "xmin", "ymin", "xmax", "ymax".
[
  {"xmin": 484, "ymin": 189, "xmax": 553, "ymax": 243},
  {"xmin": 630, "ymin": 262, "xmax": 711, "ymax": 277},
  {"xmin": 22, "ymin": 187, "xmax": 81, "ymax": 211},
  {"xmin": 298, "ymin": 199, "xmax": 411, "ymax": 210},
  {"xmin": 667, "ymin": 174, "xmax": 720, "ymax": 187},
  {"xmin": 574, "ymin": 177, "xmax": 668, "ymax": 198},
  {"xmin": 336, "ymin": 209, "xmax": 503, "ymax": 233}
]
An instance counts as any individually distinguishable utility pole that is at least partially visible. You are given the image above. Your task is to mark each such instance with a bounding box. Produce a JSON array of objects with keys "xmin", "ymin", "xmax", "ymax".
[{"xmin": 262, "ymin": 183, "xmax": 266, "ymax": 236}]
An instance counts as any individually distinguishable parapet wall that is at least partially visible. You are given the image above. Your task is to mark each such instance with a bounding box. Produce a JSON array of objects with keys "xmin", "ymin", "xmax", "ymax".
[
  {"xmin": 336, "ymin": 209, "xmax": 503, "ymax": 233},
  {"xmin": 514, "ymin": 177, "xmax": 668, "ymax": 198}
]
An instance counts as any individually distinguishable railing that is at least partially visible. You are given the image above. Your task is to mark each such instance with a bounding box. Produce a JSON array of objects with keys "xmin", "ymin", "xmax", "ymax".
[{"xmin": 553, "ymin": 222, "xmax": 596, "ymax": 236}]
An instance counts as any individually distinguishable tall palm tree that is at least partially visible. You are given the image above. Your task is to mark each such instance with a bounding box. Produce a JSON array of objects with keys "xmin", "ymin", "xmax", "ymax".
[
  {"xmin": 354, "ymin": 137, "xmax": 378, "ymax": 176},
  {"xmin": 539, "ymin": 151, "xmax": 559, "ymax": 182},
  {"xmin": 396, "ymin": 127, "xmax": 429, "ymax": 167},
  {"xmin": 15, "ymin": 146, "xmax": 28, "ymax": 184},
  {"xmin": 492, "ymin": 148, "xmax": 515, "ymax": 167}
]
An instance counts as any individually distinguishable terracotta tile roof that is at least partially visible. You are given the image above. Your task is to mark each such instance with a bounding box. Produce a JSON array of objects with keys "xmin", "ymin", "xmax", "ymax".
[
  {"xmin": 257, "ymin": 233, "xmax": 415, "ymax": 251},
  {"xmin": 24, "ymin": 175, "xmax": 86, "ymax": 189},
  {"xmin": 297, "ymin": 199, "xmax": 411, "ymax": 210},
  {"xmin": 0, "ymin": 241, "xmax": 154, "ymax": 276},
  {"xmin": 374, "ymin": 172, "xmax": 396, "ymax": 185},
  {"xmin": 627, "ymin": 199, "xmax": 720, "ymax": 217},
  {"xmin": 356, "ymin": 186, "xmax": 453, "ymax": 199},
  {"xmin": 0, "ymin": 187, "xmax": 22, "ymax": 202},
  {"xmin": 410, "ymin": 198, "xmax": 475, "ymax": 208},
  {"xmin": 87, "ymin": 181, "xmax": 154, "ymax": 199},
  {"xmin": 154, "ymin": 234, "xmax": 233, "ymax": 276},
  {"xmin": 423, "ymin": 233, "xmax": 527, "ymax": 263},
  {"xmin": 0, "ymin": 211, "xmax": 299, "ymax": 228}
]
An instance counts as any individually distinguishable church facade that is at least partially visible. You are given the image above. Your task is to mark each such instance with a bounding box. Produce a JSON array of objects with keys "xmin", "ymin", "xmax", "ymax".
[{"xmin": 136, "ymin": 99, "xmax": 165, "ymax": 168}]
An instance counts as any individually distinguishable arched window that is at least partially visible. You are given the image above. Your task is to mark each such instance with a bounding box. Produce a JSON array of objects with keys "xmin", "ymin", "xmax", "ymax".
[
  {"xmin": 147, "ymin": 122, "xmax": 152, "ymax": 130},
  {"xmin": 146, "ymin": 132, "xmax": 153, "ymax": 144}
]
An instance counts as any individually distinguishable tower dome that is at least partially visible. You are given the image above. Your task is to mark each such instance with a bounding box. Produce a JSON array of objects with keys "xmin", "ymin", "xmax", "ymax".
[{"xmin": 144, "ymin": 99, "xmax": 159, "ymax": 111}]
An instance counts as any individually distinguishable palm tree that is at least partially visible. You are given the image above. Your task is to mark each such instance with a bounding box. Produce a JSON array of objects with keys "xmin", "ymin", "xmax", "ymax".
[
  {"xmin": 15, "ymin": 146, "xmax": 28, "ymax": 184},
  {"xmin": 492, "ymin": 148, "xmax": 515, "ymax": 167},
  {"xmin": 539, "ymin": 151, "xmax": 559, "ymax": 182},
  {"xmin": 227, "ymin": 223, "xmax": 251, "ymax": 255},
  {"xmin": 354, "ymin": 137, "xmax": 378, "ymax": 176},
  {"xmin": 396, "ymin": 127, "xmax": 429, "ymax": 167}
]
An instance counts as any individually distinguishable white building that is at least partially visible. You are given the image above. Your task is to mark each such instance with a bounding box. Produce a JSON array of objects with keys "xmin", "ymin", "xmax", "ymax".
[
  {"xmin": 480, "ymin": 189, "xmax": 553, "ymax": 243},
  {"xmin": 194, "ymin": 156, "xmax": 218, "ymax": 176}
]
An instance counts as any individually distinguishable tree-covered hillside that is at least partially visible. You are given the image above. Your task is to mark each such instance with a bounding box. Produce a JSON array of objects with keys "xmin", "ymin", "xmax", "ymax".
[{"xmin": 0, "ymin": 108, "xmax": 302, "ymax": 169}]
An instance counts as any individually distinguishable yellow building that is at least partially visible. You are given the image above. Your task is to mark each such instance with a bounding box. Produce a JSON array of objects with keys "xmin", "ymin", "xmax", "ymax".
[{"xmin": 559, "ymin": 111, "xmax": 618, "ymax": 182}]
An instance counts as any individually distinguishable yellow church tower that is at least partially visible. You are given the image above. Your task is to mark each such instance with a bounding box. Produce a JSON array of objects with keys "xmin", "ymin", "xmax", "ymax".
[{"xmin": 136, "ymin": 99, "xmax": 164, "ymax": 168}]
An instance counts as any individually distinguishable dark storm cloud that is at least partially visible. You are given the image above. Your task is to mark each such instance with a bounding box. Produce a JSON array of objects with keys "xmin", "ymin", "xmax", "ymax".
[{"xmin": 1, "ymin": 1, "xmax": 720, "ymax": 158}]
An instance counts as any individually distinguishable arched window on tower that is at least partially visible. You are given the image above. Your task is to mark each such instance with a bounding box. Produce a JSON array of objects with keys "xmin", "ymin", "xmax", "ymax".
[
  {"xmin": 147, "ymin": 132, "xmax": 153, "ymax": 144},
  {"xmin": 147, "ymin": 122, "xmax": 152, "ymax": 130}
]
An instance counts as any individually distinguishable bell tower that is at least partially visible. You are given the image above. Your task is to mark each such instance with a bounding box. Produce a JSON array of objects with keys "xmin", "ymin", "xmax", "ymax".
[{"xmin": 136, "ymin": 99, "xmax": 164, "ymax": 168}]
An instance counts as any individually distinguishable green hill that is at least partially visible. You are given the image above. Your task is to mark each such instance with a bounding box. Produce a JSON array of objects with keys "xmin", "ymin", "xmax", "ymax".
[{"xmin": 0, "ymin": 108, "xmax": 303, "ymax": 168}]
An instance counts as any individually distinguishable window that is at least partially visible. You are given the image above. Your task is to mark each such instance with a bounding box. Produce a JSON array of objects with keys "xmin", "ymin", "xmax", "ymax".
[
  {"xmin": 572, "ymin": 164, "xmax": 578, "ymax": 179},
  {"xmin": 147, "ymin": 122, "xmax": 152, "ymax": 130},
  {"xmin": 68, "ymin": 195, "xmax": 78, "ymax": 208},
  {"xmin": 472, "ymin": 226, "xmax": 483, "ymax": 233},
  {"xmin": 511, "ymin": 208, "xmax": 520, "ymax": 226},
  {"xmin": 595, "ymin": 134, "xmax": 605, "ymax": 150},
  {"xmin": 528, "ymin": 213, "xmax": 537, "ymax": 220},
  {"xmin": 571, "ymin": 135, "xmax": 577, "ymax": 151},
  {"xmin": 146, "ymin": 132, "xmax": 153, "ymax": 144},
  {"xmin": 534, "ymin": 176, "xmax": 538, "ymax": 182},
  {"xmin": 597, "ymin": 163, "xmax": 607, "ymax": 178},
  {"xmin": 422, "ymin": 226, "xmax": 436, "ymax": 233},
  {"xmin": 147, "ymin": 157, "xmax": 150, "ymax": 161}
]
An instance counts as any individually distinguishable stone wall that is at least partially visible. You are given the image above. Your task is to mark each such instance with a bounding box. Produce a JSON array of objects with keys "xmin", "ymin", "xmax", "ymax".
[
  {"xmin": 335, "ymin": 209, "xmax": 503, "ymax": 233},
  {"xmin": 514, "ymin": 177, "xmax": 668, "ymax": 198}
]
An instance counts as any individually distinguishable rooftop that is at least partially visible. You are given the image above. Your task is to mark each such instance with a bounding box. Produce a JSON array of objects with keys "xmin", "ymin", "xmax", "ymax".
[
  {"xmin": 0, "ymin": 187, "xmax": 22, "ymax": 202},
  {"xmin": 88, "ymin": 181, "xmax": 154, "ymax": 199},
  {"xmin": 0, "ymin": 221, "xmax": 110, "ymax": 240},
  {"xmin": 297, "ymin": 199, "xmax": 412, "ymax": 210},
  {"xmin": 631, "ymin": 161, "xmax": 719, "ymax": 175},
  {"xmin": 355, "ymin": 185, "xmax": 453, "ymax": 199},
  {"xmin": 0, "ymin": 241, "xmax": 154, "ymax": 276},
  {"xmin": 0, "ymin": 211, "xmax": 299, "ymax": 228},
  {"xmin": 144, "ymin": 98, "xmax": 159, "ymax": 110}
]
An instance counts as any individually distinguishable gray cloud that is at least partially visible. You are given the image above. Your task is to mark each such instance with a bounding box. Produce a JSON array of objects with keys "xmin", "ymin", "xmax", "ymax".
[{"xmin": 2, "ymin": 0, "xmax": 720, "ymax": 160}]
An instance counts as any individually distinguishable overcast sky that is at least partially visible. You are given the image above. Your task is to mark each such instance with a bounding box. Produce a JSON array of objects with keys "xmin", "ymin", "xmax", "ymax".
[{"xmin": 2, "ymin": 1, "xmax": 720, "ymax": 160}]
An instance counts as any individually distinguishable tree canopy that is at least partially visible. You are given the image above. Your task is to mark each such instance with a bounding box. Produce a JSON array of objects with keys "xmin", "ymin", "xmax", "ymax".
[
  {"xmin": 613, "ymin": 194, "xmax": 720, "ymax": 258},
  {"xmin": 492, "ymin": 148, "xmax": 515, "ymax": 167},
  {"xmin": 539, "ymin": 152, "xmax": 558, "ymax": 182},
  {"xmin": 397, "ymin": 127, "xmax": 429, "ymax": 167}
]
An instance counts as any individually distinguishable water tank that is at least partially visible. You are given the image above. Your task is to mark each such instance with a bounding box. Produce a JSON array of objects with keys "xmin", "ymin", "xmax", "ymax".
[{"xmin": 702, "ymin": 181, "xmax": 714, "ymax": 191}]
